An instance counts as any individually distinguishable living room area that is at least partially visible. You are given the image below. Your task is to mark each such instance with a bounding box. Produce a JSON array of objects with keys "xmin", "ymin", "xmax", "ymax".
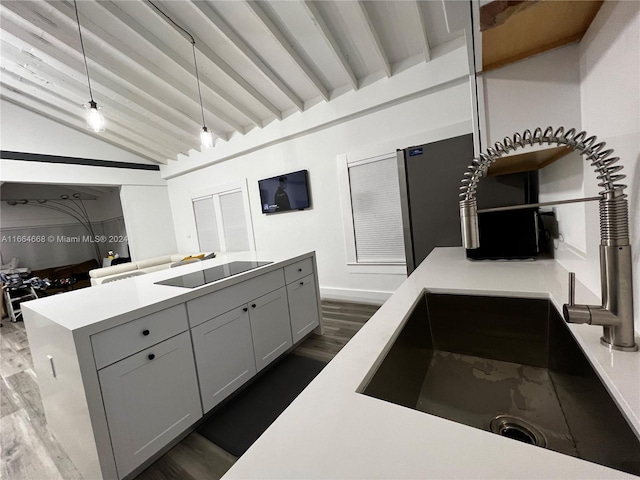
[{"xmin": 1, "ymin": 182, "xmax": 128, "ymax": 321}]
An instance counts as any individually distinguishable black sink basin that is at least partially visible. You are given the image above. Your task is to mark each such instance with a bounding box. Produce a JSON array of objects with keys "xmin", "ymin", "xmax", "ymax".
[{"xmin": 360, "ymin": 292, "xmax": 640, "ymax": 476}]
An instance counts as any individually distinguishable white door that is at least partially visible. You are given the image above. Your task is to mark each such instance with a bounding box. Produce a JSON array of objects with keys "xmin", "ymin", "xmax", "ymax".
[
  {"xmin": 98, "ymin": 332, "xmax": 202, "ymax": 478},
  {"xmin": 249, "ymin": 287, "xmax": 292, "ymax": 372},
  {"xmin": 287, "ymin": 274, "xmax": 320, "ymax": 343},
  {"xmin": 191, "ymin": 306, "xmax": 257, "ymax": 413}
]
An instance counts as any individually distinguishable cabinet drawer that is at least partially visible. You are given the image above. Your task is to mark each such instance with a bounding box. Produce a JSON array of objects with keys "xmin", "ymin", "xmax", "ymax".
[
  {"xmin": 92, "ymin": 304, "xmax": 188, "ymax": 370},
  {"xmin": 187, "ymin": 268, "xmax": 285, "ymax": 328},
  {"xmin": 284, "ymin": 257, "xmax": 314, "ymax": 285}
]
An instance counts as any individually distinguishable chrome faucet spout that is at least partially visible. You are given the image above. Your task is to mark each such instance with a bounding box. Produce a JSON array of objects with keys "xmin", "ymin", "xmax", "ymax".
[{"xmin": 459, "ymin": 126, "xmax": 637, "ymax": 352}]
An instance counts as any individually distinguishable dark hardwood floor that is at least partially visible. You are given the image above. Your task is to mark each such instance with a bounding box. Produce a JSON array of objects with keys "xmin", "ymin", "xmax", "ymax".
[{"xmin": 0, "ymin": 299, "xmax": 379, "ymax": 480}]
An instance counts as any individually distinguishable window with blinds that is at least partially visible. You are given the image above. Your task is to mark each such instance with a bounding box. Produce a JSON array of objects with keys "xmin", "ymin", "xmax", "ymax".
[
  {"xmin": 220, "ymin": 190, "xmax": 249, "ymax": 252},
  {"xmin": 348, "ymin": 155, "xmax": 405, "ymax": 263},
  {"xmin": 192, "ymin": 187, "xmax": 250, "ymax": 253},
  {"xmin": 193, "ymin": 196, "xmax": 220, "ymax": 253}
]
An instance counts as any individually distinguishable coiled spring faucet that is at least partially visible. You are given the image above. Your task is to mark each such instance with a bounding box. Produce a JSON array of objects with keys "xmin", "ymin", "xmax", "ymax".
[{"xmin": 459, "ymin": 126, "xmax": 637, "ymax": 352}]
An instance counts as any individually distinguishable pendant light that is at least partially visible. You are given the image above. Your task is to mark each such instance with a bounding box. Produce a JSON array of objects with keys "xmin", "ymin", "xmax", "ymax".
[
  {"xmin": 73, "ymin": 0, "xmax": 105, "ymax": 133},
  {"xmin": 191, "ymin": 42, "xmax": 214, "ymax": 149}
]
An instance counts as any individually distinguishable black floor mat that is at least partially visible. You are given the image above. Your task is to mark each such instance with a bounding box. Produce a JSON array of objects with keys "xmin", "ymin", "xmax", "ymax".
[{"xmin": 197, "ymin": 353, "xmax": 326, "ymax": 456}]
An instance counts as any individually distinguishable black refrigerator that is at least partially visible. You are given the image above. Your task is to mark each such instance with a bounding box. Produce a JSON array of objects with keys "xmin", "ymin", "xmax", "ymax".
[{"xmin": 397, "ymin": 133, "xmax": 538, "ymax": 274}]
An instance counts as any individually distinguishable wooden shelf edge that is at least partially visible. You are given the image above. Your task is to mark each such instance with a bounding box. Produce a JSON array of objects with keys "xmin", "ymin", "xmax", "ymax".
[{"xmin": 487, "ymin": 146, "xmax": 573, "ymax": 177}]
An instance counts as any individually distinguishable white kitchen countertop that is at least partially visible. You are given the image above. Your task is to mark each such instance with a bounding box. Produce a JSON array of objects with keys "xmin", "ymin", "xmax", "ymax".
[
  {"xmin": 224, "ymin": 247, "xmax": 640, "ymax": 479},
  {"xmin": 22, "ymin": 251, "xmax": 313, "ymax": 335}
]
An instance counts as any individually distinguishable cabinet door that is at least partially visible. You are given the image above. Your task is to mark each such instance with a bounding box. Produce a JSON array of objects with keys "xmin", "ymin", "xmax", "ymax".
[
  {"xmin": 249, "ymin": 286, "xmax": 292, "ymax": 372},
  {"xmin": 287, "ymin": 274, "xmax": 320, "ymax": 344},
  {"xmin": 98, "ymin": 332, "xmax": 202, "ymax": 478},
  {"xmin": 191, "ymin": 306, "xmax": 257, "ymax": 413}
]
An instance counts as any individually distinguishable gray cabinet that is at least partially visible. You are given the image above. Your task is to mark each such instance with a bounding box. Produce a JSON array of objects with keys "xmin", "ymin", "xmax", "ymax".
[
  {"xmin": 287, "ymin": 274, "xmax": 320, "ymax": 344},
  {"xmin": 191, "ymin": 306, "xmax": 257, "ymax": 413},
  {"xmin": 249, "ymin": 286, "xmax": 293, "ymax": 371},
  {"xmin": 98, "ymin": 331, "xmax": 201, "ymax": 478}
]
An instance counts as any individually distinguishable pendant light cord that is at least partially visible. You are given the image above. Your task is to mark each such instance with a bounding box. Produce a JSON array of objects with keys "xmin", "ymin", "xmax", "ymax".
[
  {"xmin": 191, "ymin": 43, "xmax": 207, "ymax": 128},
  {"xmin": 73, "ymin": 0, "xmax": 94, "ymax": 102},
  {"xmin": 147, "ymin": 0, "xmax": 207, "ymax": 128}
]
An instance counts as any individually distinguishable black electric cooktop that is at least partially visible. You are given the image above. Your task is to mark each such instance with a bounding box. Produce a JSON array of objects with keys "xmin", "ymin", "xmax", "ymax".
[{"xmin": 155, "ymin": 261, "xmax": 272, "ymax": 288}]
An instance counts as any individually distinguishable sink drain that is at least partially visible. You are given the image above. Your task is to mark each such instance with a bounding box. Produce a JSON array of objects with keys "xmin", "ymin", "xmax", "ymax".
[{"xmin": 489, "ymin": 415, "xmax": 547, "ymax": 448}]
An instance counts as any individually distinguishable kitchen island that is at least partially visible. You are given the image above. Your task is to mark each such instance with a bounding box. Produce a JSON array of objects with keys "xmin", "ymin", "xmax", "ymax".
[
  {"xmin": 22, "ymin": 251, "xmax": 322, "ymax": 480},
  {"xmin": 224, "ymin": 247, "xmax": 640, "ymax": 479}
]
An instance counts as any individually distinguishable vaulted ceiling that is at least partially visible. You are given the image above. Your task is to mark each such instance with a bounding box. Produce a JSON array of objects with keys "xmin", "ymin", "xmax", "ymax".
[{"xmin": 0, "ymin": 1, "xmax": 467, "ymax": 164}]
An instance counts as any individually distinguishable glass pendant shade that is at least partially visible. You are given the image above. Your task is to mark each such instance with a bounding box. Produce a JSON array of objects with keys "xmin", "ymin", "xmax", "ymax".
[
  {"xmin": 85, "ymin": 100, "xmax": 105, "ymax": 132},
  {"xmin": 200, "ymin": 126, "xmax": 214, "ymax": 149}
]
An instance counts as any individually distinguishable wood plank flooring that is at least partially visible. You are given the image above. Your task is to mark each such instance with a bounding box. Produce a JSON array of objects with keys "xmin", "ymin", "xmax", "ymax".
[
  {"xmin": 0, "ymin": 320, "xmax": 83, "ymax": 480},
  {"xmin": 0, "ymin": 299, "xmax": 379, "ymax": 480}
]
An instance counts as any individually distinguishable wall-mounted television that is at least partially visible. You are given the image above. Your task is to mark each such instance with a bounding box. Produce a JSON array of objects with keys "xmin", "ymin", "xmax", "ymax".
[{"xmin": 258, "ymin": 169, "xmax": 311, "ymax": 214}]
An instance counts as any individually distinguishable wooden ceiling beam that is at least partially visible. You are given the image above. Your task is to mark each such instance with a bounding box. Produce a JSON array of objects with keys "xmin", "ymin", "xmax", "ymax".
[
  {"xmin": 301, "ymin": 0, "xmax": 358, "ymax": 92},
  {"xmin": 244, "ymin": 0, "xmax": 329, "ymax": 102},
  {"xmin": 354, "ymin": 1, "xmax": 391, "ymax": 78},
  {"xmin": 411, "ymin": 0, "xmax": 432, "ymax": 62}
]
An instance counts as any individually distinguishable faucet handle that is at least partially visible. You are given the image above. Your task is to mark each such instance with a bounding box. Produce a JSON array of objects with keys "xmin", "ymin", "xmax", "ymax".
[
  {"xmin": 568, "ymin": 272, "xmax": 575, "ymax": 306},
  {"xmin": 564, "ymin": 272, "xmax": 591, "ymax": 324}
]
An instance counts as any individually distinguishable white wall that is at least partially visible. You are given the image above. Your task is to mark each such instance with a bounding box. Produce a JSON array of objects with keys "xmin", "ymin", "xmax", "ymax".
[
  {"xmin": 0, "ymin": 99, "xmax": 155, "ymax": 165},
  {"xmin": 167, "ymin": 66, "xmax": 472, "ymax": 303},
  {"xmin": 482, "ymin": 43, "xmax": 582, "ymax": 148},
  {"xmin": 120, "ymin": 185, "xmax": 177, "ymax": 261},
  {"xmin": 575, "ymin": 0, "xmax": 639, "ymax": 326},
  {"xmin": 538, "ymin": 151, "xmax": 587, "ymax": 252}
]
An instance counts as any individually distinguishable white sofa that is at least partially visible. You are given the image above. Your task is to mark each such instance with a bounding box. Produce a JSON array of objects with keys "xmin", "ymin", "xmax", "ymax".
[{"xmin": 89, "ymin": 254, "xmax": 207, "ymax": 286}]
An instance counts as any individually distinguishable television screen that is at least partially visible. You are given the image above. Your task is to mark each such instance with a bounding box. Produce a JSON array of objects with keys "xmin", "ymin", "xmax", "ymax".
[{"xmin": 259, "ymin": 169, "xmax": 311, "ymax": 214}]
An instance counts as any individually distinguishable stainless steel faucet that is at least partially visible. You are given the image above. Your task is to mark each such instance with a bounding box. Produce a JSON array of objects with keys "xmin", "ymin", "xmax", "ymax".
[{"xmin": 458, "ymin": 126, "xmax": 637, "ymax": 352}]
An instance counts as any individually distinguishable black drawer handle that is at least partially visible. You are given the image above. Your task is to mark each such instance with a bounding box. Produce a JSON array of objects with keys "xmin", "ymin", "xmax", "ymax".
[
  {"xmin": 298, "ymin": 268, "xmax": 302, "ymax": 272},
  {"xmin": 148, "ymin": 353, "xmax": 155, "ymax": 360},
  {"xmin": 300, "ymin": 281, "xmax": 304, "ymax": 285},
  {"xmin": 142, "ymin": 329, "xmax": 150, "ymax": 336},
  {"xmin": 242, "ymin": 307, "xmax": 248, "ymax": 312},
  {"xmin": 251, "ymin": 303, "xmax": 256, "ymax": 308}
]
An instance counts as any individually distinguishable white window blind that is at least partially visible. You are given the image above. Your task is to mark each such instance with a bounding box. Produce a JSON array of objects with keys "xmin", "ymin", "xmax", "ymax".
[
  {"xmin": 220, "ymin": 190, "xmax": 249, "ymax": 252},
  {"xmin": 348, "ymin": 156, "xmax": 405, "ymax": 263},
  {"xmin": 193, "ymin": 196, "xmax": 220, "ymax": 253}
]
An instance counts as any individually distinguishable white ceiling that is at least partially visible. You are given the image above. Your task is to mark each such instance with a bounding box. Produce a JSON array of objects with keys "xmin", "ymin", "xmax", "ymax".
[{"xmin": 0, "ymin": 0, "xmax": 467, "ymax": 165}]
